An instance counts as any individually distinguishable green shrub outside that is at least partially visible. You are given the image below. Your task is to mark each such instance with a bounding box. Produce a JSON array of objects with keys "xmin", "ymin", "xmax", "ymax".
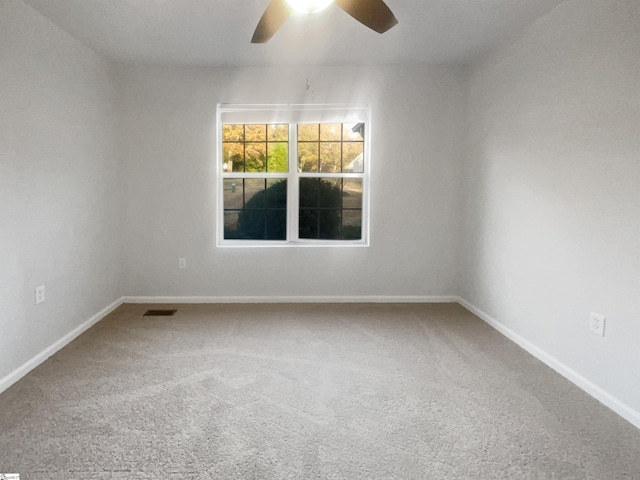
[{"xmin": 227, "ymin": 179, "xmax": 346, "ymax": 240}]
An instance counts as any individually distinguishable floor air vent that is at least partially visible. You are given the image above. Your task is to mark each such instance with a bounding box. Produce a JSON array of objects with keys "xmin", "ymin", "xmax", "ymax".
[{"xmin": 143, "ymin": 309, "xmax": 177, "ymax": 316}]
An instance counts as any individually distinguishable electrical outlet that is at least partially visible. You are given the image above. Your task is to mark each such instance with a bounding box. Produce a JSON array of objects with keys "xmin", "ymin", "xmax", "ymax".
[
  {"xmin": 179, "ymin": 257, "xmax": 186, "ymax": 269},
  {"xmin": 589, "ymin": 312, "xmax": 606, "ymax": 337},
  {"xmin": 35, "ymin": 285, "xmax": 46, "ymax": 304}
]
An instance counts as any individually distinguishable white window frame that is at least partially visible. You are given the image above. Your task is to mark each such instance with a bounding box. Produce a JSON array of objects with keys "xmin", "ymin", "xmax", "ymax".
[{"xmin": 216, "ymin": 104, "xmax": 371, "ymax": 248}]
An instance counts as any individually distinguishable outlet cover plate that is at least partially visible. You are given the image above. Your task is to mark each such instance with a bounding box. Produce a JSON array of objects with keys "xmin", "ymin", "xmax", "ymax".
[
  {"xmin": 589, "ymin": 312, "xmax": 606, "ymax": 337},
  {"xmin": 35, "ymin": 285, "xmax": 46, "ymax": 304}
]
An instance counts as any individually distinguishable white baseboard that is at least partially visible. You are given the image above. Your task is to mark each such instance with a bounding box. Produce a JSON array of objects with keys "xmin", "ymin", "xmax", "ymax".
[
  {"xmin": 0, "ymin": 297, "xmax": 124, "ymax": 395},
  {"xmin": 122, "ymin": 295, "xmax": 459, "ymax": 304},
  {"xmin": 455, "ymin": 296, "xmax": 640, "ymax": 431}
]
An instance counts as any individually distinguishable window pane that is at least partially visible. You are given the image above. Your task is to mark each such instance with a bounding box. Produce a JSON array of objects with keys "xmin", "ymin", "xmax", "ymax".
[
  {"xmin": 245, "ymin": 142, "xmax": 267, "ymax": 172},
  {"xmin": 223, "ymin": 124, "xmax": 244, "ymax": 142},
  {"xmin": 299, "ymin": 209, "xmax": 318, "ymax": 239},
  {"xmin": 320, "ymin": 123, "xmax": 342, "ymax": 141},
  {"xmin": 342, "ymin": 179, "xmax": 363, "ymax": 209},
  {"xmin": 298, "ymin": 124, "xmax": 319, "ymax": 141},
  {"xmin": 343, "ymin": 123, "xmax": 364, "ymax": 141},
  {"xmin": 266, "ymin": 210, "xmax": 287, "ymax": 240},
  {"xmin": 319, "ymin": 209, "xmax": 341, "ymax": 239},
  {"xmin": 245, "ymin": 124, "xmax": 266, "ymax": 141},
  {"xmin": 223, "ymin": 179, "xmax": 244, "ymax": 209},
  {"xmin": 224, "ymin": 178, "xmax": 288, "ymax": 241},
  {"xmin": 223, "ymin": 124, "xmax": 290, "ymax": 173},
  {"xmin": 298, "ymin": 178, "xmax": 344, "ymax": 239},
  {"xmin": 299, "ymin": 178, "xmax": 319, "ymax": 208},
  {"xmin": 268, "ymin": 124, "xmax": 288, "ymax": 141},
  {"xmin": 266, "ymin": 179, "xmax": 287, "ymax": 208},
  {"xmin": 298, "ymin": 142, "xmax": 319, "ymax": 172},
  {"xmin": 244, "ymin": 179, "xmax": 266, "ymax": 208},
  {"xmin": 342, "ymin": 142, "xmax": 364, "ymax": 173},
  {"xmin": 300, "ymin": 178, "xmax": 342, "ymax": 208},
  {"xmin": 223, "ymin": 143, "xmax": 244, "ymax": 172},
  {"xmin": 318, "ymin": 178, "xmax": 341, "ymax": 208},
  {"xmin": 237, "ymin": 209, "xmax": 266, "ymax": 240},
  {"xmin": 319, "ymin": 142, "xmax": 341, "ymax": 173},
  {"xmin": 224, "ymin": 213, "xmax": 244, "ymax": 239},
  {"xmin": 267, "ymin": 142, "xmax": 288, "ymax": 172},
  {"xmin": 342, "ymin": 210, "xmax": 362, "ymax": 240}
]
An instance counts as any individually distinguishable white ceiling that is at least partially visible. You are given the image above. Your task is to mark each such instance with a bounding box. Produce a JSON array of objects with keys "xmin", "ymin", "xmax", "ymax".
[{"xmin": 23, "ymin": 0, "xmax": 566, "ymax": 67}]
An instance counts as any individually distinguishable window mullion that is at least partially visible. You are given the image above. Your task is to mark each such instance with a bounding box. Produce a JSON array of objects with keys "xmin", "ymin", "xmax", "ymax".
[{"xmin": 289, "ymin": 123, "xmax": 298, "ymax": 243}]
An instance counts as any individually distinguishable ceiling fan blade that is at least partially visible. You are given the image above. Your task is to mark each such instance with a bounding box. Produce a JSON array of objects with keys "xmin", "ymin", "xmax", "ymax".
[
  {"xmin": 334, "ymin": 0, "xmax": 398, "ymax": 34},
  {"xmin": 251, "ymin": 0, "xmax": 291, "ymax": 43}
]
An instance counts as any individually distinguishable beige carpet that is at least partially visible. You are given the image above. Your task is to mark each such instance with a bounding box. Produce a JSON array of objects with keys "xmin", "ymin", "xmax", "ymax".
[{"xmin": 1, "ymin": 303, "xmax": 639, "ymax": 479}]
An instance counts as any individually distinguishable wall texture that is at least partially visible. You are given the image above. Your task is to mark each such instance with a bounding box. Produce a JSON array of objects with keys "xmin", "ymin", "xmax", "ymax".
[
  {"xmin": 461, "ymin": 0, "xmax": 640, "ymax": 418},
  {"xmin": 118, "ymin": 65, "xmax": 466, "ymax": 299},
  {"xmin": 0, "ymin": 0, "xmax": 122, "ymax": 382}
]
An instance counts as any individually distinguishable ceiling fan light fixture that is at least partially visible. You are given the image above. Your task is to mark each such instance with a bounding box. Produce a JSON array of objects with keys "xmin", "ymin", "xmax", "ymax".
[
  {"xmin": 285, "ymin": 0, "xmax": 334, "ymax": 14},
  {"xmin": 252, "ymin": 0, "xmax": 398, "ymax": 43}
]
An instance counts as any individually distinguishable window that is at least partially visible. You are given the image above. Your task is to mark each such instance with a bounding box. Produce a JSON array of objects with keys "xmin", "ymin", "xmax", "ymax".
[{"xmin": 217, "ymin": 105, "xmax": 369, "ymax": 246}]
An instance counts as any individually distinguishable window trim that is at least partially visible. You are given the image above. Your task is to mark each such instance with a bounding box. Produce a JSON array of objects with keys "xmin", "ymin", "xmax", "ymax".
[{"xmin": 216, "ymin": 104, "xmax": 371, "ymax": 248}]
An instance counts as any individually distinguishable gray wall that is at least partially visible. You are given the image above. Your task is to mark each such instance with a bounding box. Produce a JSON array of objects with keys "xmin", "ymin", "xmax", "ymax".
[
  {"xmin": 118, "ymin": 65, "xmax": 466, "ymax": 299},
  {"xmin": 0, "ymin": 0, "xmax": 122, "ymax": 381},
  {"xmin": 461, "ymin": 0, "xmax": 640, "ymax": 418}
]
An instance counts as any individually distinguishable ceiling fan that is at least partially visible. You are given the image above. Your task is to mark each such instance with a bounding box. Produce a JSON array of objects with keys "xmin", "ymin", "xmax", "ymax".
[{"xmin": 251, "ymin": 0, "xmax": 398, "ymax": 43}]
